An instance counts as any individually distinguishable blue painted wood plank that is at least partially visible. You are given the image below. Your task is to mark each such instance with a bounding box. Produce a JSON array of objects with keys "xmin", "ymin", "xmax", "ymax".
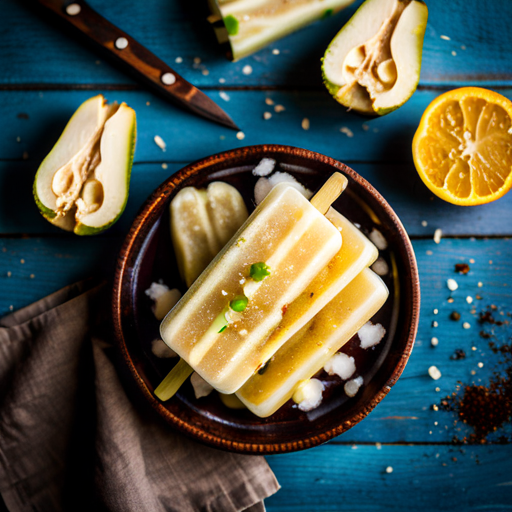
[
  {"xmin": 4, "ymin": 88, "xmax": 512, "ymax": 165},
  {"xmin": 265, "ymin": 444, "xmax": 512, "ymax": 512},
  {"xmin": 2, "ymin": 161, "xmax": 512, "ymax": 237},
  {"xmin": 1, "ymin": 238, "xmax": 511, "ymax": 445},
  {"xmin": 2, "ymin": 0, "xmax": 512, "ymax": 87}
]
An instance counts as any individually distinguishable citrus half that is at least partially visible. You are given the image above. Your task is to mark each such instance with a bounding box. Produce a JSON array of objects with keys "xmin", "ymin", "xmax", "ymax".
[{"xmin": 412, "ymin": 87, "xmax": 512, "ymax": 205}]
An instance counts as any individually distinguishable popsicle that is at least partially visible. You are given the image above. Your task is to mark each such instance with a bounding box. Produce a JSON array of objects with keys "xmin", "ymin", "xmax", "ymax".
[
  {"xmin": 236, "ymin": 268, "xmax": 389, "ymax": 417},
  {"xmin": 159, "ymin": 174, "xmax": 346, "ymax": 395},
  {"xmin": 170, "ymin": 182, "xmax": 248, "ymax": 288},
  {"xmin": 252, "ymin": 206, "xmax": 379, "ymax": 368}
]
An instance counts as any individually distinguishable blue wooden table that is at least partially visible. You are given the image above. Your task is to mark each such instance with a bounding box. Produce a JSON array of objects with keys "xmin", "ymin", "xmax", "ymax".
[{"xmin": 2, "ymin": 1, "xmax": 512, "ymax": 510}]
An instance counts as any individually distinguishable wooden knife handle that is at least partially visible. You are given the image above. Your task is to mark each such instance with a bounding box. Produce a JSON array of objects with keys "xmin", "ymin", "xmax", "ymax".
[{"xmin": 36, "ymin": 0, "xmax": 192, "ymax": 99}]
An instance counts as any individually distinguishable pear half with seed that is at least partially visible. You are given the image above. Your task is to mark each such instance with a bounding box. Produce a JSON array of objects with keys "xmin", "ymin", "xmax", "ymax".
[
  {"xmin": 322, "ymin": 0, "xmax": 428, "ymax": 115},
  {"xmin": 33, "ymin": 95, "xmax": 136, "ymax": 235}
]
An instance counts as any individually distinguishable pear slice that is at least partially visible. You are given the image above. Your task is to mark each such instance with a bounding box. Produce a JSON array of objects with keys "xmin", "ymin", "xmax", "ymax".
[
  {"xmin": 208, "ymin": 0, "xmax": 356, "ymax": 61},
  {"xmin": 322, "ymin": 0, "xmax": 428, "ymax": 115},
  {"xmin": 33, "ymin": 95, "xmax": 136, "ymax": 235}
]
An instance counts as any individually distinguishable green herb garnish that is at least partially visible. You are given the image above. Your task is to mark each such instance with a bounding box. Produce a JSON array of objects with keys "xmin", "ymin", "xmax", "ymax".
[
  {"xmin": 218, "ymin": 325, "xmax": 228, "ymax": 333},
  {"xmin": 230, "ymin": 295, "xmax": 248, "ymax": 312},
  {"xmin": 322, "ymin": 8, "xmax": 334, "ymax": 19},
  {"xmin": 223, "ymin": 15, "xmax": 239, "ymax": 36},
  {"xmin": 250, "ymin": 262, "xmax": 271, "ymax": 282}
]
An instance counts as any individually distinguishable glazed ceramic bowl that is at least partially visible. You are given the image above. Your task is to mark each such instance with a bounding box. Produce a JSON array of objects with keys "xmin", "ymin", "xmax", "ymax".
[{"xmin": 112, "ymin": 145, "xmax": 420, "ymax": 454}]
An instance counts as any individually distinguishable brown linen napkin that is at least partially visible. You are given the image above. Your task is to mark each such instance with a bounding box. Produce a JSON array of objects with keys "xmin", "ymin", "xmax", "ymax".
[{"xmin": 0, "ymin": 280, "xmax": 279, "ymax": 512}]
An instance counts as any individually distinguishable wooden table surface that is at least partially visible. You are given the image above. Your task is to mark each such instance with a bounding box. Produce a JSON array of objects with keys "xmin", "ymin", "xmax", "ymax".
[{"xmin": 2, "ymin": 1, "xmax": 512, "ymax": 510}]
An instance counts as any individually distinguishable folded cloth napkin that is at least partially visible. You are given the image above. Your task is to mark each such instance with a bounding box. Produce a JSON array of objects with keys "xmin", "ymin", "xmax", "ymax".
[{"xmin": 0, "ymin": 280, "xmax": 279, "ymax": 512}]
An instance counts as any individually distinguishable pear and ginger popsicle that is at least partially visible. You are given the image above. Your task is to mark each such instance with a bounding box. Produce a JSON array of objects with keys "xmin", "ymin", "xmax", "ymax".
[
  {"xmin": 252, "ymin": 207, "xmax": 379, "ymax": 370},
  {"xmin": 236, "ymin": 268, "xmax": 389, "ymax": 417},
  {"xmin": 158, "ymin": 174, "xmax": 347, "ymax": 395}
]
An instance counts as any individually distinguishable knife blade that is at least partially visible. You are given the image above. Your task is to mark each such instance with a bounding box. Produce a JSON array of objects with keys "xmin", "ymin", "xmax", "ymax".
[{"xmin": 35, "ymin": 0, "xmax": 240, "ymax": 131}]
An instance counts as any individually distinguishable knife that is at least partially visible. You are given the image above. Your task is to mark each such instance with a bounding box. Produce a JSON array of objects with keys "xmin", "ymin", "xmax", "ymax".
[{"xmin": 35, "ymin": 0, "xmax": 240, "ymax": 131}]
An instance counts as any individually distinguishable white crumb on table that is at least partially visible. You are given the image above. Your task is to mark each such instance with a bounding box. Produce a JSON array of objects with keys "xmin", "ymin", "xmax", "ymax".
[
  {"xmin": 252, "ymin": 158, "xmax": 276, "ymax": 177},
  {"xmin": 428, "ymin": 365, "xmax": 442, "ymax": 380},
  {"xmin": 434, "ymin": 228, "xmax": 443, "ymax": 244},
  {"xmin": 242, "ymin": 65, "xmax": 253, "ymax": 75},
  {"xmin": 219, "ymin": 91, "xmax": 230, "ymax": 102},
  {"xmin": 302, "ymin": 118, "xmax": 310, "ymax": 130},
  {"xmin": 274, "ymin": 105, "xmax": 285, "ymax": 113},
  {"xmin": 263, "ymin": 112, "xmax": 272, "ymax": 120},
  {"xmin": 190, "ymin": 372, "xmax": 214, "ymax": 399},
  {"xmin": 154, "ymin": 135, "xmax": 167, "ymax": 152},
  {"xmin": 340, "ymin": 127, "xmax": 353, "ymax": 138},
  {"xmin": 324, "ymin": 353, "xmax": 356, "ymax": 380},
  {"xmin": 151, "ymin": 338, "xmax": 178, "ymax": 358},
  {"xmin": 236, "ymin": 131, "xmax": 245, "ymax": 140},
  {"xmin": 447, "ymin": 278, "xmax": 458, "ymax": 291},
  {"xmin": 358, "ymin": 321, "xmax": 386, "ymax": 349}
]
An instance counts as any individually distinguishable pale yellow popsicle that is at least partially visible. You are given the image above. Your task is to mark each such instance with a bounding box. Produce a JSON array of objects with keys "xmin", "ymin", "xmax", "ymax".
[
  {"xmin": 160, "ymin": 182, "xmax": 343, "ymax": 394},
  {"xmin": 252, "ymin": 207, "xmax": 379, "ymax": 368},
  {"xmin": 170, "ymin": 182, "xmax": 248, "ymax": 288},
  {"xmin": 236, "ymin": 268, "xmax": 389, "ymax": 417}
]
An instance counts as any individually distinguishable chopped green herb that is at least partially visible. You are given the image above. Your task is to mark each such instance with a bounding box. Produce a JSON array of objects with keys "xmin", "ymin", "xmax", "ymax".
[
  {"xmin": 250, "ymin": 262, "xmax": 271, "ymax": 282},
  {"xmin": 224, "ymin": 15, "xmax": 239, "ymax": 36},
  {"xmin": 230, "ymin": 295, "xmax": 248, "ymax": 312},
  {"xmin": 322, "ymin": 8, "xmax": 334, "ymax": 19},
  {"xmin": 236, "ymin": 237, "xmax": 246, "ymax": 246},
  {"xmin": 218, "ymin": 325, "xmax": 228, "ymax": 333}
]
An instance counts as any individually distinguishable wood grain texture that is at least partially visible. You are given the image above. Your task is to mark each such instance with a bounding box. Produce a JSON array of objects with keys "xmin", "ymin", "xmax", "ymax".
[
  {"xmin": 1, "ymin": 238, "xmax": 511, "ymax": 446},
  {"xmin": 4, "ymin": 88, "xmax": 512, "ymax": 165},
  {"xmin": 265, "ymin": 444, "xmax": 512, "ymax": 512},
  {"xmin": 2, "ymin": 0, "xmax": 511, "ymax": 87},
  {"xmin": 2, "ymin": 160, "xmax": 512, "ymax": 237}
]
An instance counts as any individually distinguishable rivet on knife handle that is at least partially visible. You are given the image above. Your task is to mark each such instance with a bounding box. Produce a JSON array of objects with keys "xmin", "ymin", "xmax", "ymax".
[{"xmin": 35, "ymin": 0, "xmax": 240, "ymax": 130}]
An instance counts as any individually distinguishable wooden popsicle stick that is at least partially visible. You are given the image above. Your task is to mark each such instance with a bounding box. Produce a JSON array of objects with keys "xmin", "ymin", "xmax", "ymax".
[
  {"xmin": 154, "ymin": 358, "xmax": 194, "ymax": 401},
  {"xmin": 310, "ymin": 172, "xmax": 348, "ymax": 214}
]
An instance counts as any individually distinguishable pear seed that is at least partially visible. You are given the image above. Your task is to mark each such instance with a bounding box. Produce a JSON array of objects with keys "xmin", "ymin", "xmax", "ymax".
[
  {"xmin": 377, "ymin": 59, "xmax": 397, "ymax": 85},
  {"xmin": 344, "ymin": 46, "xmax": 365, "ymax": 69},
  {"xmin": 82, "ymin": 179, "xmax": 104, "ymax": 209},
  {"xmin": 52, "ymin": 167, "xmax": 74, "ymax": 196}
]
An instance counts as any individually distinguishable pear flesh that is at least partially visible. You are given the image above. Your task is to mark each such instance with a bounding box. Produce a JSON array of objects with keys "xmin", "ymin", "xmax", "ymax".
[
  {"xmin": 34, "ymin": 95, "xmax": 136, "ymax": 235},
  {"xmin": 323, "ymin": 0, "xmax": 428, "ymax": 115}
]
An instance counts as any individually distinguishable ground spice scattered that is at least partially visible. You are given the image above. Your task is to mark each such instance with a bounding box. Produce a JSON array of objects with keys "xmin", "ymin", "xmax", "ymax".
[
  {"xmin": 455, "ymin": 263, "xmax": 470, "ymax": 274},
  {"xmin": 450, "ymin": 349, "xmax": 466, "ymax": 360},
  {"xmin": 439, "ymin": 306, "xmax": 512, "ymax": 444}
]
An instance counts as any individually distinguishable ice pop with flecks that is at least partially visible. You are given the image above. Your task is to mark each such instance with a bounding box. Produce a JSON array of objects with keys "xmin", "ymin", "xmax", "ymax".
[
  {"xmin": 158, "ymin": 174, "xmax": 346, "ymax": 395},
  {"xmin": 236, "ymin": 268, "xmax": 389, "ymax": 417}
]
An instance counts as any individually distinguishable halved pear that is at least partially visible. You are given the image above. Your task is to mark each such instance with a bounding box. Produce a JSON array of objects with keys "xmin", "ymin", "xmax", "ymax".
[
  {"xmin": 208, "ymin": 0, "xmax": 356, "ymax": 61},
  {"xmin": 322, "ymin": 0, "xmax": 428, "ymax": 115},
  {"xmin": 33, "ymin": 95, "xmax": 136, "ymax": 235}
]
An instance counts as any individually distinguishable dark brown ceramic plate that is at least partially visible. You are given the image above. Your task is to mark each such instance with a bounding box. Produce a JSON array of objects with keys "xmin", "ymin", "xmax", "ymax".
[{"xmin": 112, "ymin": 145, "xmax": 420, "ymax": 454}]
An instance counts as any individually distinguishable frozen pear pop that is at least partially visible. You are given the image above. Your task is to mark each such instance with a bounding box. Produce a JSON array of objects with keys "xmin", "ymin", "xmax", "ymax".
[
  {"xmin": 171, "ymin": 182, "xmax": 248, "ymax": 288},
  {"xmin": 157, "ymin": 173, "xmax": 347, "ymax": 397},
  {"xmin": 236, "ymin": 268, "xmax": 389, "ymax": 417}
]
